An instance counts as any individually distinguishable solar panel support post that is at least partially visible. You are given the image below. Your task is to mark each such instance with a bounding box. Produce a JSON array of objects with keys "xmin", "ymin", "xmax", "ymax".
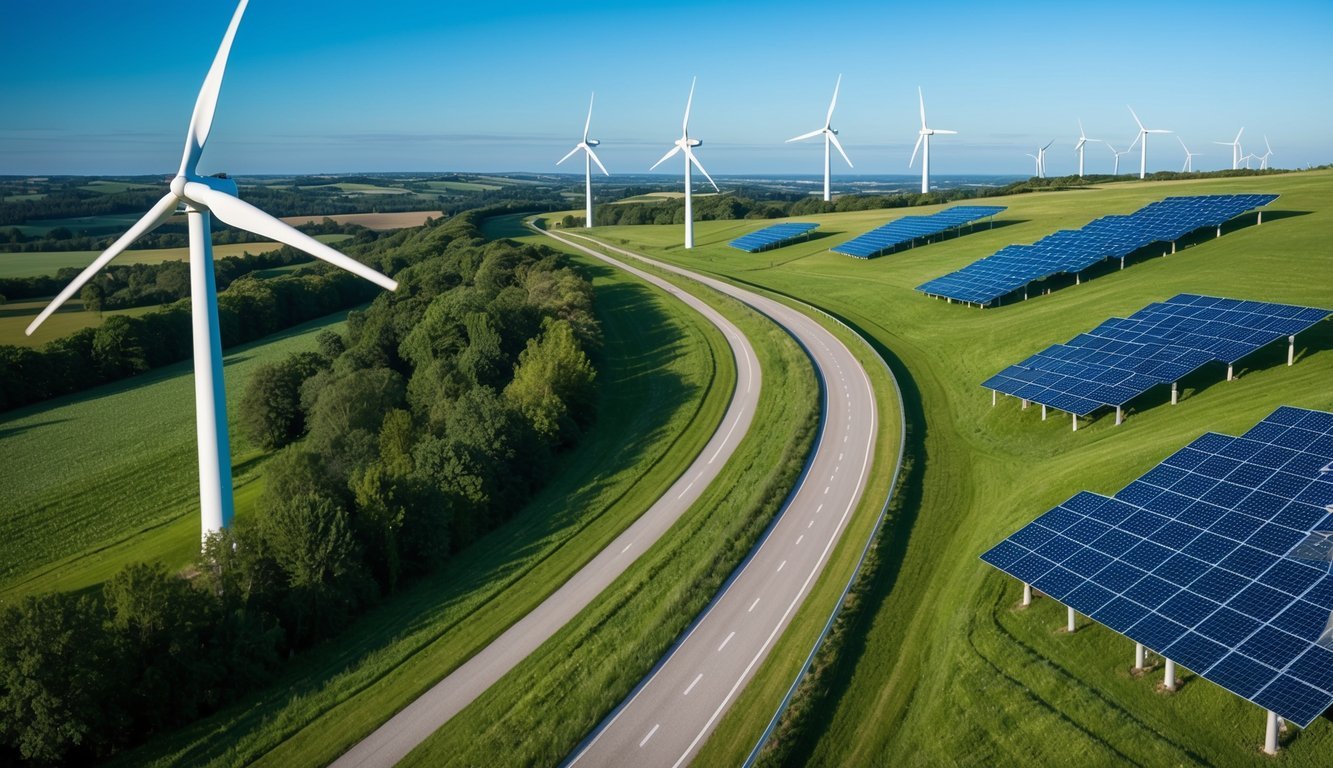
[
  {"xmin": 1171, "ymin": 382, "xmax": 1178, "ymax": 405},
  {"xmin": 1071, "ymin": 412, "xmax": 1078, "ymax": 432},
  {"xmin": 1227, "ymin": 363, "xmax": 1234, "ymax": 381},
  {"xmin": 1163, "ymin": 659, "xmax": 1177, "ymax": 691},
  {"xmin": 1066, "ymin": 606, "xmax": 1076, "ymax": 633},
  {"xmin": 1264, "ymin": 710, "xmax": 1279, "ymax": 754},
  {"xmin": 1021, "ymin": 398, "xmax": 1029, "ymax": 410},
  {"xmin": 1171, "ymin": 241, "xmax": 1177, "ymax": 254},
  {"xmin": 1041, "ymin": 404, "xmax": 1048, "ymax": 421},
  {"xmin": 1134, "ymin": 643, "xmax": 1146, "ymax": 671},
  {"xmin": 1120, "ymin": 256, "xmax": 1125, "ymax": 270},
  {"xmin": 1258, "ymin": 210, "xmax": 1263, "ymax": 225},
  {"xmin": 1216, "ymin": 225, "xmax": 1222, "ymax": 238},
  {"xmin": 1288, "ymin": 335, "xmax": 1295, "ymax": 366},
  {"xmin": 992, "ymin": 390, "xmax": 997, "ymax": 407},
  {"xmin": 1022, "ymin": 582, "xmax": 1032, "ymax": 606},
  {"xmin": 1115, "ymin": 406, "xmax": 1123, "ymax": 426}
]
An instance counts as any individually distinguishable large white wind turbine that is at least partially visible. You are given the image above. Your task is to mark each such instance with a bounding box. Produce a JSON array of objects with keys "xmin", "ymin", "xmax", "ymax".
[
  {"xmin": 1259, "ymin": 136, "xmax": 1274, "ymax": 170},
  {"xmin": 557, "ymin": 93, "xmax": 609, "ymax": 228},
  {"xmin": 1213, "ymin": 127, "xmax": 1244, "ymax": 170},
  {"xmin": 1127, "ymin": 106, "xmax": 1172, "ymax": 179},
  {"xmin": 1106, "ymin": 141, "xmax": 1133, "ymax": 176},
  {"xmin": 1177, "ymin": 136, "xmax": 1202, "ymax": 172},
  {"xmin": 26, "ymin": 0, "xmax": 397, "ymax": 544},
  {"xmin": 909, "ymin": 87, "xmax": 956, "ymax": 194},
  {"xmin": 787, "ymin": 74, "xmax": 853, "ymax": 202},
  {"xmin": 1026, "ymin": 140, "xmax": 1054, "ymax": 178},
  {"xmin": 650, "ymin": 77, "xmax": 718, "ymax": 249},
  {"xmin": 1074, "ymin": 120, "xmax": 1100, "ymax": 177}
]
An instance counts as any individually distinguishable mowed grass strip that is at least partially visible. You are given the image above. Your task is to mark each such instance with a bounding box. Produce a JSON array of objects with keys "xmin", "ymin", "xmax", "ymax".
[
  {"xmin": 395, "ymin": 259, "xmax": 818, "ymax": 767},
  {"xmin": 114, "ymin": 252, "xmax": 733, "ymax": 768},
  {"xmin": 0, "ymin": 311, "xmax": 356, "ymax": 598},
  {"xmin": 589, "ymin": 170, "xmax": 1333, "ymax": 765}
]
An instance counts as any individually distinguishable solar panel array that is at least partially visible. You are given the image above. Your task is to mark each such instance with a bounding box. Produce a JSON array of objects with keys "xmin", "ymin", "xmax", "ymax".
[
  {"xmin": 983, "ymin": 294, "xmax": 1330, "ymax": 417},
  {"xmin": 982, "ymin": 406, "xmax": 1333, "ymax": 727},
  {"xmin": 728, "ymin": 222, "xmax": 819, "ymax": 253},
  {"xmin": 917, "ymin": 194, "xmax": 1279, "ymax": 305},
  {"xmin": 831, "ymin": 205, "xmax": 1006, "ymax": 259}
]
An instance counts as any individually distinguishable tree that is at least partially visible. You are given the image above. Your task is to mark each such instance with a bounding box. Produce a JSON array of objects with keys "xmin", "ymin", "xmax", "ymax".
[
  {"xmin": 237, "ymin": 351, "xmax": 329, "ymax": 450},
  {"xmin": 91, "ymin": 314, "xmax": 149, "ymax": 377},
  {"xmin": 80, "ymin": 282, "xmax": 105, "ymax": 314},
  {"xmin": 504, "ymin": 319, "xmax": 596, "ymax": 444}
]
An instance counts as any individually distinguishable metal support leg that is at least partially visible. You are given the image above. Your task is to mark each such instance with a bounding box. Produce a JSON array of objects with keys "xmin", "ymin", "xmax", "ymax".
[
  {"xmin": 1227, "ymin": 363, "xmax": 1234, "ymax": 381},
  {"xmin": 1216, "ymin": 225, "xmax": 1222, "ymax": 238},
  {"xmin": 1288, "ymin": 335, "xmax": 1295, "ymax": 366},
  {"xmin": 992, "ymin": 389, "xmax": 997, "ymax": 407},
  {"xmin": 1135, "ymin": 643, "xmax": 1146, "ymax": 671},
  {"xmin": 1067, "ymin": 606, "xmax": 1076, "ymax": 633},
  {"xmin": 1171, "ymin": 241, "xmax": 1177, "ymax": 254},
  {"xmin": 1021, "ymin": 399, "xmax": 1029, "ymax": 410},
  {"xmin": 1115, "ymin": 405, "xmax": 1123, "ymax": 425},
  {"xmin": 1171, "ymin": 381, "xmax": 1178, "ymax": 405},
  {"xmin": 1164, "ymin": 659, "xmax": 1176, "ymax": 691},
  {"xmin": 1264, "ymin": 709, "xmax": 1279, "ymax": 754},
  {"xmin": 1072, "ymin": 412, "xmax": 1078, "ymax": 432},
  {"xmin": 1258, "ymin": 210, "xmax": 1263, "ymax": 225},
  {"xmin": 1076, "ymin": 273, "xmax": 1081, "ymax": 285},
  {"xmin": 1120, "ymin": 256, "xmax": 1125, "ymax": 270},
  {"xmin": 1041, "ymin": 404, "xmax": 1048, "ymax": 421},
  {"xmin": 1022, "ymin": 582, "xmax": 1032, "ymax": 606}
]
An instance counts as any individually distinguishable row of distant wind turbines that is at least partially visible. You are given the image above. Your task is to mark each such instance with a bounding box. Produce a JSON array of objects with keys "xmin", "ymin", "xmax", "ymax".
[
  {"xmin": 1032, "ymin": 112, "xmax": 1273, "ymax": 180},
  {"xmin": 559, "ymin": 77, "xmax": 1274, "ymax": 248}
]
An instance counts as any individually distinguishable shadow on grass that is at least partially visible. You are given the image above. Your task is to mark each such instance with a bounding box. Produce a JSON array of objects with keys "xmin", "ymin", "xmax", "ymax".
[
  {"xmin": 0, "ymin": 418, "xmax": 69, "ymax": 439},
  {"xmin": 117, "ymin": 260, "xmax": 705, "ymax": 767}
]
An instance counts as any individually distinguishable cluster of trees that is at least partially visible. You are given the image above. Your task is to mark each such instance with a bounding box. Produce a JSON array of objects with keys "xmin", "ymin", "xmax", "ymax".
[
  {"xmin": 0, "ymin": 269, "xmax": 380, "ymax": 412},
  {"xmin": 0, "ymin": 212, "xmax": 602, "ymax": 765}
]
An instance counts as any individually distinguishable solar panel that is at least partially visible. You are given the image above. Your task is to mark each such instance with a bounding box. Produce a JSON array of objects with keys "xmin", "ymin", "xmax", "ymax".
[
  {"xmin": 982, "ymin": 294, "xmax": 1329, "ymax": 418},
  {"xmin": 832, "ymin": 205, "xmax": 1006, "ymax": 258},
  {"xmin": 727, "ymin": 222, "xmax": 819, "ymax": 253},
  {"xmin": 981, "ymin": 406, "xmax": 1333, "ymax": 727},
  {"xmin": 918, "ymin": 194, "xmax": 1279, "ymax": 306}
]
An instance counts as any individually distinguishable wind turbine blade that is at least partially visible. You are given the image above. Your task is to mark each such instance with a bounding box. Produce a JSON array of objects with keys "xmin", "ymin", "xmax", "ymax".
[
  {"xmin": 909, "ymin": 133, "xmax": 924, "ymax": 167},
  {"xmin": 917, "ymin": 86, "xmax": 927, "ymax": 129},
  {"xmin": 1177, "ymin": 135, "xmax": 1188, "ymax": 151},
  {"xmin": 828, "ymin": 131, "xmax": 853, "ymax": 168},
  {"xmin": 826, "ymin": 74, "xmax": 842, "ymax": 127},
  {"xmin": 583, "ymin": 92, "xmax": 594, "ymax": 143},
  {"xmin": 557, "ymin": 145, "xmax": 581, "ymax": 166},
  {"xmin": 184, "ymin": 182, "xmax": 397, "ymax": 291},
  {"xmin": 1128, "ymin": 132, "xmax": 1141, "ymax": 152},
  {"xmin": 1075, "ymin": 138, "xmax": 1086, "ymax": 152},
  {"xmin": 1265, "ymin": 135, "xmax": 1272, "ymax": 153},
  {"xmin": 1127, "ymin": 105, "xmax": 1145, "ymax": 131},
  {"xmin": 933, "ymin": 129, "xmax": 957, "ymax": 135},
  {"xmin": 684, "ymin": 147, "xmax": 719, "ymax": 191},
  {"xmin": 1042, "ymin": 139, "xmax": 1054, "ymax": 151},
  {"xmin": 786, "ymin": 128, "xmax": 824, "ymax": 143},
  {"xmin": 27, "ymin": 192, "xmax": 179, "ymax": 335},
  {"xmin": 1235, "ymin": 127, "xmax": 1244, "ymax": 143},
  {"xmin": 650, "ymin": 145, "xmax": 682, "ymax": 170},
  {"xmin": 586, "ymin": 146, "xmax": 610, "ymax": 176},
  {"xmin": 683, "ymin": 76, "xmax": 697, "ymax": 135},
  {"xmin": 178, "ymin": 0, "xmax": 250, "ymax": 176},
  {"xmin": 1078, "ymin": 118, "xmax": 1086, "ymax": 139}
]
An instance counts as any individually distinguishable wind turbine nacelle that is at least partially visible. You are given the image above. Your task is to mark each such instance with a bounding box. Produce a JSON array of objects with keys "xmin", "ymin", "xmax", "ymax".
[
  {"xmin": 206, "ymin": 173, "xmax": 239, "ymax": 197},
  {"xmin": 687, "ymin": 138, "xmax": 702, "ymax": 148},
  {"xmin": 586, "ymin": 139, "xmax": 600, "ymax": 147}
]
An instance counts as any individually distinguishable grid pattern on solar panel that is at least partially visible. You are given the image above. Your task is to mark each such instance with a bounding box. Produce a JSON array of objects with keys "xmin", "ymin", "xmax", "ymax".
[
  {"xmin": 917, "ymin": 194, "xmax": 1279, "ymax": 305},
  {"xmin": 728, "ymin": 222, "xmax": 820, "ymax": 253},
  {"xmin": 981, "ymin": 294, "xmax": 1330, "ymax": 416},
  {"xmin": 981, "ymin": 406, "xmax": 1333, "ymax": 727},
  {"xmin": 831, "ymin": 205, "xmax": 1006, "ymax": 259}
]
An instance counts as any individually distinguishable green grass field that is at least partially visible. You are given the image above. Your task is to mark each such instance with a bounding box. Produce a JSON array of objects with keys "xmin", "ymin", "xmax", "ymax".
[
  {"xmin": 0, "ymin": 310, "xmax": 356, "ymax": 599},
  {"xmin": 423, "ymin": 180, "xmax": 502, "ymax": 192},
  {"xmin": 0, "ymin": 298, "xmax": 159, "ymax": 348},
  {"xmin": 78, "ymin": 180, "xmax": 158, "ymax": 194},
  {"xmin": 581, "ymin": 170, "xmax": 1333, "ymax": 765},
  {"xmin": 0, "ymin": 241, "xmax": 292, "ymax": 279}
]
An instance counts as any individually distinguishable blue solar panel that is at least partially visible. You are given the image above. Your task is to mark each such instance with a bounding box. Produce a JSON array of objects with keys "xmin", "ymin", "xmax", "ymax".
[
  {"xmin": 980, "ymin": 406, "xmax": 1333, "ymax": 727},
  {"xmin": 832, "ymin": 205, "xmax": 1006, "ymax": 258},
  {"xmin": 918, "ymin": 194, "xmax": 1279, "ymax": 305},
  {"xmin": 982, "ymin": 294, "xmax": 1330, "ymax": 417},
  {"xmin": 727, "ymin": 222, "xmax": 819, "ymax": 253}
]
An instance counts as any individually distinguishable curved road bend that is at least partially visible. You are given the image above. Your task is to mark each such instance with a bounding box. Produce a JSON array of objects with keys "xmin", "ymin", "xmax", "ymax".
[
  {"xmin": 559, "ymin": 233, "xmax": 878, "ymax": 768},
  {"xmin": 332, "ymin": 228, "xmax": 761, "ymax": 768}
]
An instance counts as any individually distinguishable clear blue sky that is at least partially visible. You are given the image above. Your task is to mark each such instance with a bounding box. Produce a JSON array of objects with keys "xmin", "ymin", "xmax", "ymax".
[{"xmin": 2, "ymin": 0, "xmax": 1330, "ymax": 177}]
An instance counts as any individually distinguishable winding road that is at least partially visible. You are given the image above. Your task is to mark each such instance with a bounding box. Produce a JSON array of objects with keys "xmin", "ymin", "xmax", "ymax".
[{"xmin": 333, "ymin": 225, "xmax": 880, "ymax": 767}]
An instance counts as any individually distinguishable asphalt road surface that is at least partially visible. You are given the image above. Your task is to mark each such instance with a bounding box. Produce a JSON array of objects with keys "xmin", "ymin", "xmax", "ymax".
[{"xmin": 331, "ymin": 227, "xmax": 761, "ymax": 768}]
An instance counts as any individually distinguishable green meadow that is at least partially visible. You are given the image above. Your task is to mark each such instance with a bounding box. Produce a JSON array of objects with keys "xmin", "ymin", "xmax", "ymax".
[{"xmin": 581, "ymin": 169, "xmax": 1333, "ymax": 765}]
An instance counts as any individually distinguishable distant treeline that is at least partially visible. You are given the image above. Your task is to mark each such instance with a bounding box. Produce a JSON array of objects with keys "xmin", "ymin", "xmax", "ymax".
[{"xmin": 0, "ymin": 211, "xmax": 602, "ymax": 765}]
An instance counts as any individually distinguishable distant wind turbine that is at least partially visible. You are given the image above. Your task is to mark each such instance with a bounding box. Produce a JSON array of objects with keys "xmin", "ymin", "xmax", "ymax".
[
  {"xmin": 1074, "ymin": 120, "xmax": 1100, "ymax": 177},
  {"xmin": 909, "ymin": 87, "xmax": 956, "ymax": 194},
  {"xmin": 1259, "ymin": 136, "xmax": 1273, "ymax": 170},
  {"xmin": 557, "ymin": 93, "xmax": 609, "ymax": 228},
  {"xmin": 650, "ymin": 77, "xmax": 718, "ymax": 249},
  {"xmin": 1213, "ymin": 127, "xmax": 1244, "ymax": 170},
  {"xmin": 1127, "ymin": 106, "xmax": 1172, "ymax": 179},
  {"xmin": 1241, "ymin": 152, "xmax": 1257, "ymax": 170},
  {"xmin": 1027, "ymin": 139, "xmax": 1054, "ymax": 178},
  {"xmin": 26, "ymin": 0, "xmax": 398, "ymax": 544},
  {"xmin": 787, "ymin": 74, "xmax": 853, "ymax": 202},
  {"xmin": 1177, "ymin": 136, "xmax": 1202, "ymax": 172},
  {"xmin": 1106, "ymin": 141, "xmax": 1133, "ymax": 176}
]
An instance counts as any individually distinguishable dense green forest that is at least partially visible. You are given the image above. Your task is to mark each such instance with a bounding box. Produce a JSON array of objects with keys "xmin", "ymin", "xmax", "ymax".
[{"xmin": 0, "ymin": 211, "xmax": 601, "ymax": 765}]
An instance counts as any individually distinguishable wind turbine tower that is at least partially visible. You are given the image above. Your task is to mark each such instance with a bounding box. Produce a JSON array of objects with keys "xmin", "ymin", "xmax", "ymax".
[
  {"xmin": 787, "ymin": 74, "xmax": 853, "ymax": 202},
  {"xmin": 1260, "ymin": 136, "xmax": 1274, "ymax": 170},
  {"xmin": 910, "ymin": 87, "xmax": 956, "ymax": 194},
  {"xmin": 26, "ymin": 0, "xmax": 398, "ymax": 544},
  {"xmin": 1177, "ymin": 136, "xmax": 1202, "ymax": 172},
  {"xmin": 1106, "ymin": 141, "xmax": 1132, "ymax": 176},
  {"xmin": 1026, "ymin": 140, "xmax": 1054, "ymax": 178},
  {"xmin": 557, "ymin": 93, "xmax": 609, "ymax": 228},
  {"xmin": 1128, "ymin": 106, "xmax": 1172, "ymax": 179},
  {"xmin": 1214, "ymin": 127, "xmax": 1244, "ymax": 170},
  {"xmin": 650, "ymin": 77, "xmax": 718, "ymax": 249},
  {"xmin": 1074, "ymin": 120, "xmax": 1100, "ymax": 177}
]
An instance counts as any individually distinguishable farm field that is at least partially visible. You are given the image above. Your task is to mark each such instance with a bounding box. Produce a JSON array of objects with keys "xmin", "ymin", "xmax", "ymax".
[
  {"xmin": 584, "ymin": 170, "xmax": 1333, "ymax": 765},
  {"xmin": 0, "ymin": 309, "xmax": 356, "ymax": 598},
  {"xmin": 0, "ymin": 297, "xmax": 157, "ymax": 347},
  {"xmin": 0, "ymin": 234, "xmax": 348, "ymax": 279},
  {"xmin": 281, "ymin": 210, "xmax": 443, "ymax": 230}
]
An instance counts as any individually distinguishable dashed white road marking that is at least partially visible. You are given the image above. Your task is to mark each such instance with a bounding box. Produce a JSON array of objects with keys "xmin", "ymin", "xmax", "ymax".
[
  {"xmin": 640, "ymin": 724, "xmax": 660, "ymax": 748},
  {"xmin": 748, "ymin": 597, "xmax": 761, "ymax": 613},
  {"xmin": 777, "ymin": 560, "xmax": 787, "ymax": 573},
  {"xmin": 621, "ymin": 542, "xmax": 633, "ymax": 554},
  {"xmin": 718, "ymin": 631, "xmax": 736, "ymax": 652},
  {"xmin": 683, "ymin": 674, "xmax": 703, "ymax": 696},
  {"xmin": 796, "ymin": 535, "xmax": 804, "ymax": 546}
]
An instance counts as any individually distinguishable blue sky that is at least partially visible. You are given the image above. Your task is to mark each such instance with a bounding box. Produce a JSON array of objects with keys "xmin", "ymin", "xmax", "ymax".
[{"xmin": 2, "ymin": 0, "xmax": 1330, "ymax": 176}]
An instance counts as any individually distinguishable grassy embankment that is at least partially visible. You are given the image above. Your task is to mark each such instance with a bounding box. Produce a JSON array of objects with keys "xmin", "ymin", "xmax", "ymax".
[{"xmin": 585, "ymin": 169, "xmax": 1333, "ymax": 765}]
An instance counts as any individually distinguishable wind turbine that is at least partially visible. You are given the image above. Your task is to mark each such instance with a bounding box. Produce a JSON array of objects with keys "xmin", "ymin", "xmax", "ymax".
[
  {"xmin": 650, "ymin": 77, "xmax": 718, "ymax": 249},
  {"xmin": 1074, "ymin": 120, "xmax": 1100, "ymax": 177},
  {"xmin": 787, "ymin": 74, "xmax": 853, "ymax": 202},
  {"xmin": 909, "ymin": 87, "xmax": 956, "ymax": 194},
  {"xmin": 1127, "ymin": 106, "xmax": 1172, "ymax": 179},
  {"xmin": 557, "ymin": 93, "xmax": 609, "ymax": 228},
  {"xmin": 1177, "ymin": 136, "xmax": 1202, "ymax": 172},
  {"xmin": 1026, "ymin": 140, "xmax": 1054, "ymax": 178},
  {"xmin": 1106, "ymin": 141, "xmax": 1133, "ymax": 175},
  {"xmin": 25, "ymin": 0, "xmax": 398, "ymax": 544},
  {"xmin": 1213, "ymin": 127, "xmax": 1244, "ymax": 170},
  {"xmin": 1241, "ymin": 152, "xmax": 1257, "ymax": 170},
  {"xmin": 1259, "ymin": 136, "xmax": 1273, "ymax": 170}
]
